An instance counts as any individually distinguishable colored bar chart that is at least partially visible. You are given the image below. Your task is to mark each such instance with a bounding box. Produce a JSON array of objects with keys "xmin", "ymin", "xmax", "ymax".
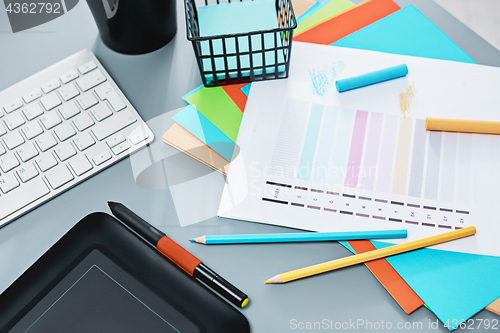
[{"xmin": 294, "ymin": 103, "xmax": 472, "ymax": 203}]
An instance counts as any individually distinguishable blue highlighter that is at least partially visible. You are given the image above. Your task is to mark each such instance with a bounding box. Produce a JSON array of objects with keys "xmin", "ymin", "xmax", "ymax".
[{"xmin": 336, "ymin": 64, "xmax": 408, "ymax": 92}]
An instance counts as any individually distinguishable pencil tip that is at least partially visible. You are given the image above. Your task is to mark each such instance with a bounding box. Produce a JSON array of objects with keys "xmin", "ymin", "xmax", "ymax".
[
  {"xmin": 264, "ymin": 280, "xmax": 271, "ymax": 284},
  {"xmin": 189, "ymin": 239, "xmax": 195, "ymax": 242}
]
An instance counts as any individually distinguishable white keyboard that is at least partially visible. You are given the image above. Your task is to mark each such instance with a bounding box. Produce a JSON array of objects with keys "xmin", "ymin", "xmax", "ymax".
[{"xmin": 0, "ymin": 49, "xmax": 154, "ymax": 227}]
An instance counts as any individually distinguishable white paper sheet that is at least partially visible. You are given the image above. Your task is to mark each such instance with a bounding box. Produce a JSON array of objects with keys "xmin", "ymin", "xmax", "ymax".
[{"xmin": 218, "ymin": 42, "xmax": 500, "ymax": 256}]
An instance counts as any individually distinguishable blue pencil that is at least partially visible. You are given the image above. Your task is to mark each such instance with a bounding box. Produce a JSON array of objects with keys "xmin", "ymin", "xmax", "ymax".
[{"xmin": 189, "ymin": 230, "xmax": 407, "ymax": 245}]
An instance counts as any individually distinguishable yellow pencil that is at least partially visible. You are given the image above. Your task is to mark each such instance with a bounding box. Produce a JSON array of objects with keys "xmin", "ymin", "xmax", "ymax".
[
  {"xmin": 264, "ymin": 226, "xmax": 476, "ymax": 284},
  {"xmin": 425, "ymin": 118, "xmax": 500, "ymax": 135}
]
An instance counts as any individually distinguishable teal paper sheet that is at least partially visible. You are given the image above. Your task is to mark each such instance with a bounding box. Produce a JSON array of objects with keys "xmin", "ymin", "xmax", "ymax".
[
  {"xmin": 373, "ymin": 242, "xmax": 500, "ymax": 330},
  {"xmin": 334, "ymin": 6, "xmax": 500, "ymax": 330},
  {"xmin": 240, "ymin": 84, "xmax": 251, "ymax": 97},
  {"xmin": 172, "ymin": 105, "xmax": 235, "ymax": 162},
  {"xmin": 332, "ymin": 5, "xmax": 475, "ymax": 64},
  {"xmin": 198, "ymin": 0, "xmax": 285, "ymax": 80}
]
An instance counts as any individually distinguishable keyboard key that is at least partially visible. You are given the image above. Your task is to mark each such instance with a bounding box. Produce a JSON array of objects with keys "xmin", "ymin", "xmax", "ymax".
[
  {"xmin": 106, "ymin": 133, "xmax": 125, "ymax": 148},
  {"xmin": 60, "ymin": 70, "xmax": 79, "ymax": 84},
  {"xmin": 4, "ymin": 111, "xmax": 25, "ymax": 130},
  {"xmin": 112, "ymin": 141, "xmax": 130, "ymax": 155},
  {"xmin": 69, "ymin": 154, "xmax": 93, "ymax": 176},
  {"xmin": 75, "ymin": 92, "xmax": 98, "ymax": 110},
  {"xmin": 35, "ymin": 153, "xmax": 58, "ymax": 171},
  {"xmin": 73, "ymin": 132, "xmax": 95, "ymax": 151},
  {"xmin": 72, "ymin": 113, "xmax": 94, "ymax": 131},
  {"xmin": 22, "ymin": 122, "xmax": 44, "ymax": 140},
  {"xmin": 22, "ymin": 103, "xmax": 44, "ymax": 121},
  {"xmin": 40, "ymin": 92, "xmax": 62, "ymax": 111},
  {"xmin": 17, "ymin": 142, "xmax": 39, "ymax": 162},
  {"xmin": 54, "ymin": 123, "xmax": 76, "ymax": 141},
  {"xmin": 3, "ymin": 98, "xmax": 23, "ymax": 113},
  {"xmin": 95, "ymin": 82, "xmax": 126, "ymax": 111},
  {"xmin": 0, "ymin": 143, "xmax": 5, "ymax": 156},
  {"xmin": 0, "ymin": 152, "xmax": 20, "ymax": 172},
  {"xmin": 129, "ymin": 129, "xmax": 149, "ymax": 145},
  {"xmin": 40, "ymin": 111, "xmax": 62, "ymax": 130},
  {"xmin": 92, "ymin": 110, "xmax": 136, "ymax": 141},
  {"xmin": 0, "ymin": 177, "xmax": 50, "ymax": 221},
  {"xmin": 59, "ymin": 103, "xmax": 80, "ymax": 120},
  {"xmin": 45, "ymin": 164, "xmax": 74, "ymax": 189},
  {"xmin": 4, "ymin": 131, "xmax": 25, "ymax": 150},
  {"xmin": 78, "ymin": 61, "xmax": 97, "ymax": 75},
  {"xmin": 90, "ymin": 103, "xmax": 112, "ymax": 122},
  {"xmin": 58, "ymin": 83, "xmax": 80, "ymax": 101},
  {"xmin": 41, "ymin": 79, "xmax": 60, "ymax": 93},
  {"xmin": 76, "ymin": 69, "xmax": 106, "ymax": 91},
  {"xmin": 0, "ymin": 124, "xmax": 6, "ymax": 137},
  {"xmin": 17, "ymin": 163, "xmax": 39, "ymax": 183},
  {"xmin": 92, "ymin": 150, "xmax": 112, "ymax": 165},
  {"xmin": 22, "ymin": 89, "xmax": 42, "ymax": 104},
  {"xmin": 0, "ymin": 172, "xmax": 19, "ymax": 193},
  {"xmin": 54, "ymin": 142, "xmax": 77, "ymax": 161},
  {"xmin": 35, "ymin": 133, "xmax": 58, "ymax": 152}
]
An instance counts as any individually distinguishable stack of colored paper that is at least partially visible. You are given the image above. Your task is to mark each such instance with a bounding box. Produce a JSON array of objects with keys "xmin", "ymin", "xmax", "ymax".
[{"xmin": 164, "ymin": 0, "xmax": 500, "ymax": 330}]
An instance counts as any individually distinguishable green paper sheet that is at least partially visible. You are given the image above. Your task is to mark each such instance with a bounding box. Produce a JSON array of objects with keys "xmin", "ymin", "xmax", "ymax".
[
  {"xmin": 183, "ymin": 86, "xmax": 242, "ymax": 142},
  {"xmin": 295, "ymin": 0, "xmax": 354, "ymax": 34}
]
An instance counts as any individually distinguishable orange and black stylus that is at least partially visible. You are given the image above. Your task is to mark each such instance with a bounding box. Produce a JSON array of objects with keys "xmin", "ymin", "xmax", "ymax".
[{"xmin": 108, "ymin": 201, "xmax": 249, "ymax": 308}]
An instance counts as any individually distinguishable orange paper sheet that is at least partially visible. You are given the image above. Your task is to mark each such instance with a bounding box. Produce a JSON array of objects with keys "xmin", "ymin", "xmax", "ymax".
[
  {"xmin": 291, "ymin": 0, "xmax": 317, "ymax": 17},
  {"xmin": 486, "ymin": 297, "xmax": 500, "ymax": 316},
  {"xmin": 348, "ymin": 240, "xmax": 424, "ymax": 314},
  {"xmin": 221, "ymin": 83, "xmax": 248, "ymax": 113},
  {"xmin": 294, "ymin": 0, "xmax": 400, "ymax": 44},
  {"xmin": 162, "ymin": 123, "xmax": 230, "ymax": 175}
]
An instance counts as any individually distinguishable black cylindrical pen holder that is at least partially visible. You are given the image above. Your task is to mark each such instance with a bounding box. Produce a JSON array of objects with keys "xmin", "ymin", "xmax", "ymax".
[{"xmin": 87, "ymin": 0, "xmax": 177, "ymax": 55}]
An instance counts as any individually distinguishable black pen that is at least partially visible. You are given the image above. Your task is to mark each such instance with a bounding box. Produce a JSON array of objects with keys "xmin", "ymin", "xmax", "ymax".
[{"xmin": 108, "ymin": 201, "xmax": 249, "ymax": 308}]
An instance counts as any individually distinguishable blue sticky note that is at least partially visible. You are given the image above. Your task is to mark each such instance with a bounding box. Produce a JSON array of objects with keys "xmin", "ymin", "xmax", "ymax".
[
  {"xmin": 333, "ymin": 5, "xmax": 500, "ymax": 331},
  {"xmin": 332, "ymin": 5, "xmax": 476, "ymax": 64},
  {"xmin": 197, "ymin": 0, "xmax": 285, "ymax": 80},
  {"xmin": 172, "ymin": 105, "xmax": 235, "ymax": 162}
]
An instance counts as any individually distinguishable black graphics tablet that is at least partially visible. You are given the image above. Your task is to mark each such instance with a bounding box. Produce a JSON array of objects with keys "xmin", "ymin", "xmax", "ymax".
[{"xmin": 0, "ymin": 213, "xmax": 250, "ymax": 333}]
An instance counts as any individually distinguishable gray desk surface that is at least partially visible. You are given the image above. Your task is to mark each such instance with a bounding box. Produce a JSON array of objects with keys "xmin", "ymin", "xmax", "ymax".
[{"xmin": 0, "ymin": 1, "xmax": 499, "ymax": 332}]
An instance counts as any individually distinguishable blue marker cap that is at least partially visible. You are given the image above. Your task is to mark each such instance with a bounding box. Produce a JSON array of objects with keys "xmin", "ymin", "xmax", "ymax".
[{"xmin": 336, "ymin": 64, "xmax": 408, "ymax": 93}]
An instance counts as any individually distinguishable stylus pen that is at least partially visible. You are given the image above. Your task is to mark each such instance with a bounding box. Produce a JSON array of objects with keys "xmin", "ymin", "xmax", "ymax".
[{"xmin": 108, "ymin": 201, "xmax": 249, "ymax": 308}]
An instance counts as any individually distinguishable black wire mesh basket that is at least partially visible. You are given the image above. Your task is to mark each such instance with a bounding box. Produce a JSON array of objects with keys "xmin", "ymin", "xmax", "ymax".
[{"xmin": 185, "ymin": 0, "xmax": 297, "ymax": 87}]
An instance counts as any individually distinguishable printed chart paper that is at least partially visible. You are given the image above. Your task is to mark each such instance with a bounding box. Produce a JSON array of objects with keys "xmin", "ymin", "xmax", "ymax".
[{"xmin": 218, "ymin": 42, "xmax": 500, "ymax": 256}]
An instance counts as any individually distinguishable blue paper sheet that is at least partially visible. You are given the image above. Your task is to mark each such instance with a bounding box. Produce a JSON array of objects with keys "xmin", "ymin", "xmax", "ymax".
[
  {"xmin": 172, "ymin": 105, "xmax": 235, "ymax": 162},
  {"xmin": 198, "ymin": 0, "xmax": 285, "ymax": 80},
  {"xmin": 334, "ymin": 6, "xmax": 500, "ymax": 330}
]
